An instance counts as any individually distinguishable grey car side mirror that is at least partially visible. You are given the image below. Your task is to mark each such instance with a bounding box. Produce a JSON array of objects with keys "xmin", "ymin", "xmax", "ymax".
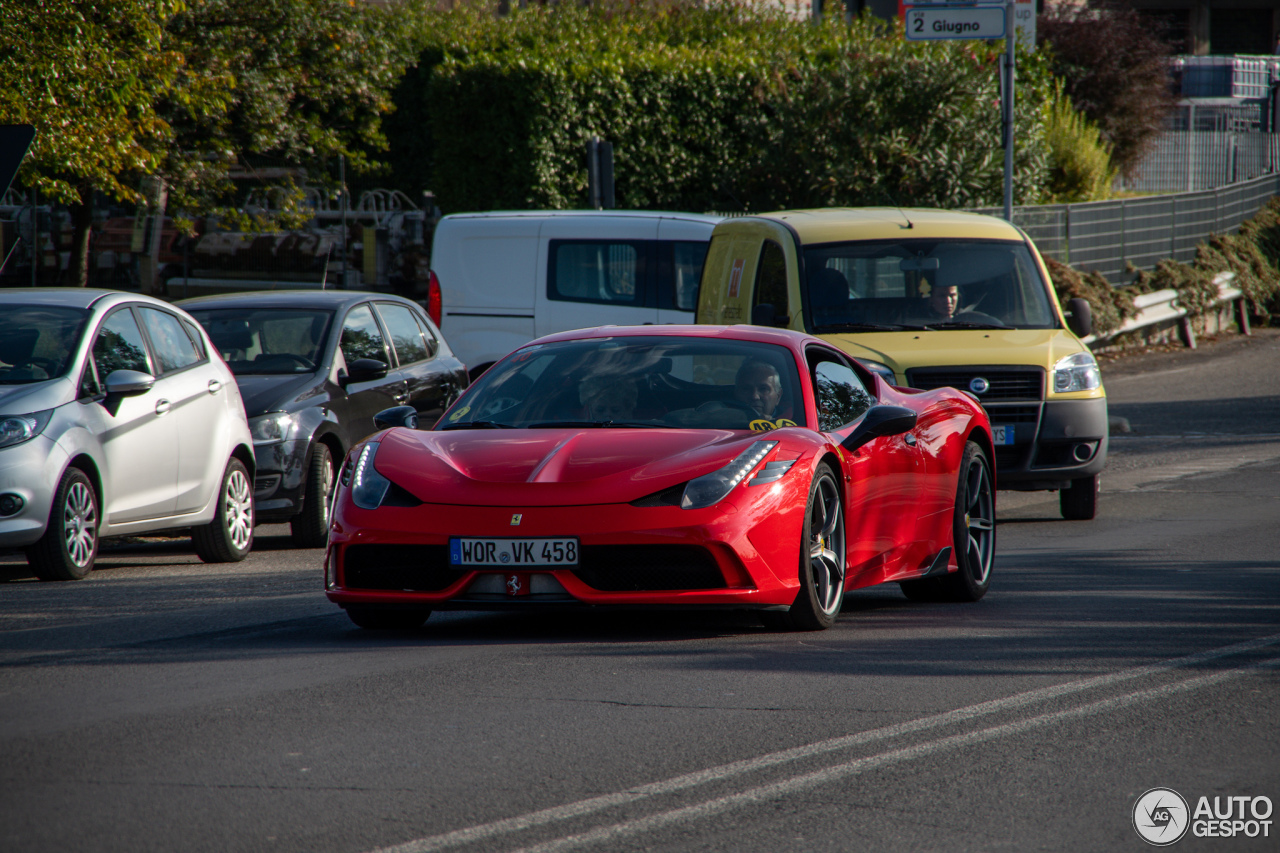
[
  {"xmin": 841, "ymin": 405, "xmax": 918, "ymax": 452},
  {"xmin": 104, "ymin": 369, "xmax": 155, "ymax": 397}
]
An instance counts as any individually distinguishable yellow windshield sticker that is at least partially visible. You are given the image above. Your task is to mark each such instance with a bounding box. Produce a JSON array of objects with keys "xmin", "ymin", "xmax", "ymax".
[
  {"xmin": 749, "ymin": 418, "xmax": 797, "ymax": 432},
  {"xmin": 448, "ymin": 405, "xmax": 470, "ymax": 421}
]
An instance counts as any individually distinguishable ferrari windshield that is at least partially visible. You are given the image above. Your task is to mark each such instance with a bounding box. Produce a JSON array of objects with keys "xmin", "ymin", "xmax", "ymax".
[
  {"xmin": 803, "ymin": 239, "xmax": 1057, "ymax": 332},
  {"xmin": 442, "ymin": 336, "xmax": 805, "ymax": 431},
  {"xmin": 189, "ymin": 308, "xmax": 332, "ymax": 375},
  {"xmin": 0, "ymin": 306, "xmax": 90, "ymax": 384}
]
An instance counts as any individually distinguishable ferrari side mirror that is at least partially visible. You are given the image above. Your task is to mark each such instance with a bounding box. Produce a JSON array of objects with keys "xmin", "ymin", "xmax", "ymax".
[
  {"xmin": 374, "ymin": 405, "xmax": 419, "ymax": 431},
  {"xmin": 842, "ymin": 405, "xmax": 918, "ymax": 452}
]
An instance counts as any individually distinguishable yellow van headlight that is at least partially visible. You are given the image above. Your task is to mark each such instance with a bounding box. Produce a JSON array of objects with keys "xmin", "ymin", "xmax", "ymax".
[{"xmin": 1053, "ymin": 353, "xmax": 1102, "ymax": 393}]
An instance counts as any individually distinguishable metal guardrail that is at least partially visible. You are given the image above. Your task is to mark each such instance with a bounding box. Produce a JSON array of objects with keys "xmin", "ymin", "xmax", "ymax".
[
  {"xmin": 967, "ymin": 173, "xmax": 1280, "ymax": 287},
  {"xmin": 1082, "ymin": 271, "xmax": 1245, "ymax": 348}
]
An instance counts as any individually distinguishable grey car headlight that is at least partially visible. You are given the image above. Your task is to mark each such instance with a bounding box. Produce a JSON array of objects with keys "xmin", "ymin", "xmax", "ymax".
[
  {"xmin": 249, "ymin": 412, "xmax": 304, "ymax": 446},
  {"xmin": 0, "ymin": 410, "xmax": 53, "ymax": 450},
  {"xmin": 1053, "ymin": 352, "xmax": 1102, "ymax": 393},
  {"xmin": 350, "ymin": 442, "xmax": 391, "ymax": 510},
  {"xmin": 681, "ymin": 441, "xmax": 777, "ymax": 509}
]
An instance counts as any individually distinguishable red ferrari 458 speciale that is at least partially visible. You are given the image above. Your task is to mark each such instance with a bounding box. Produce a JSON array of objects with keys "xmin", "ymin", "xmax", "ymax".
[{"xmin": 325, "ymin": 325, "xmax": 995, "ymax": 631}]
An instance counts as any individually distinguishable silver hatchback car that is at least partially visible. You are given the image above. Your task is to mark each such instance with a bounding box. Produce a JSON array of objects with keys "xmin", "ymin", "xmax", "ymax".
[{"xmin": 0, "ymin": 289, "xmax": 256, "ymax": 580}]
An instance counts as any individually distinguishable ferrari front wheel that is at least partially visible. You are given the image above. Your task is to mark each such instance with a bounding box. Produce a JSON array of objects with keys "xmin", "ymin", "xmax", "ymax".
[{"xmin": 764, "ymin": 462, "xmax": 846, "ymax": 631}]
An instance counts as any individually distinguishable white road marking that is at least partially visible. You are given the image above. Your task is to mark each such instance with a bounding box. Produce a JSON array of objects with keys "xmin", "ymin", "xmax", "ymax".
[
  {"xmin": 369, "ymin": 633, "xmax": 1280, "ymax": 853},
  {"xmin": 513, "ymin": 656, "xmax": 1280, "ymax": 853}
]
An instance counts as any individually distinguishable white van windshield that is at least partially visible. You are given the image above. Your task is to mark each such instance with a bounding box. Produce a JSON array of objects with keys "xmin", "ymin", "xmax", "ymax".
[{"xmin": 803, "ymin": 239, "xmax": 1058, "ymax": 332}]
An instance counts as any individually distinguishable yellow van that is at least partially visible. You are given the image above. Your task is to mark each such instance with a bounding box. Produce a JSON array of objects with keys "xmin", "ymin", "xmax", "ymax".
[{"xmin": 694, "ymin": 208, "xmax": 1107, "ymax": 520}]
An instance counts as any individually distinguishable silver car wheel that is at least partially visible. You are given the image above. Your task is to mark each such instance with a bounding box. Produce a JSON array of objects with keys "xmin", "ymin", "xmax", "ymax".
[
  {"xmin": 224, "ymin": 468, "xmax": 254, "ymax": 551},
  {"xmin": 63, "ymin": 481, "xmax": 98, "ymax": 569}
]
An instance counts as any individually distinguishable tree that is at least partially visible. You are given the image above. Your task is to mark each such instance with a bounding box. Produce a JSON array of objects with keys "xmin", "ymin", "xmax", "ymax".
[
  {"xmin": 0, "ymin": 0, "xmax": 420, "ymax": 286},
  {"xmin": 162, "ymin": 0, "xmax": 421, "ymax": 219},
  {"xmin": 0, "ymin": 0, "xmax": 187, "ymax": 287},
  {"xmin": 1037, "ymin": 0, "xmax": 1175, "ymax": 179}
]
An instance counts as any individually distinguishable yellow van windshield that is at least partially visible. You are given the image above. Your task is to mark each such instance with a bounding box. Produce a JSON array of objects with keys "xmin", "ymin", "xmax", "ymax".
[{"xmin": 803, "ymin": 239, "xmax": 1057, "ymax": 332}]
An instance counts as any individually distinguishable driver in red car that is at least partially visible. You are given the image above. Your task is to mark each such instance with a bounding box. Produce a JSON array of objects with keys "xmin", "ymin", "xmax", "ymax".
[{"xmin": 734, "ymin": 359, "xmax": 783, "ymax": 418}]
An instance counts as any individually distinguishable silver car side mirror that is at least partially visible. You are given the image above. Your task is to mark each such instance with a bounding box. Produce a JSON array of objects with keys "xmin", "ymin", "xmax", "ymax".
[{"xmin": 104, "ymin": 369, "xmax": 155, "ymax": 397}]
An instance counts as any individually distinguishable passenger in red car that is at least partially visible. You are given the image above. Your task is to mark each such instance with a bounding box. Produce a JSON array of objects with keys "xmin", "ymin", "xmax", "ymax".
[
  {"xmin": 580, "ymin": 375, "xmax": 638, "ymax": 421},
  {"xmin": 734, "ymin": 359, "xmax": 783, "ymax": 417}
]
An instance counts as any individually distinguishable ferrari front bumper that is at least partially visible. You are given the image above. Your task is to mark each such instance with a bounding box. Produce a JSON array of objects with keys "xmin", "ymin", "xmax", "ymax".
[{"xmin": 324, "ymin": 494, "xmax": 808, "ymax": 610}]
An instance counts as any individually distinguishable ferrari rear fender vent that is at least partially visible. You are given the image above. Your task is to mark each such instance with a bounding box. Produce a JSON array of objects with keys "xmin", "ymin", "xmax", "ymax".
[
  {"xmin": 342, "ymin": 544, "xmax": 456, "ymax": 591},
  {"xmin": 572, "ymin": 545, "xmax": 727, "ymax": 591}
]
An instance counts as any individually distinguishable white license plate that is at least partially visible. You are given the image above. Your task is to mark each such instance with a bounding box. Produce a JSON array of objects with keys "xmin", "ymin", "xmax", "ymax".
[
  {"xmin": 992, "ymin": 425, "xmax": 1015, "ymax": 446},
  {"xmin": 449, "ymin": 537, "xmax": 579, "ymax": 567}
]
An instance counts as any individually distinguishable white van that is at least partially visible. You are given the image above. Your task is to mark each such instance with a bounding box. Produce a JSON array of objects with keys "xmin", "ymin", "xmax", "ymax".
[{"xmin": 429, "ymin": 210, "xmax": 722, "ymax": 378}]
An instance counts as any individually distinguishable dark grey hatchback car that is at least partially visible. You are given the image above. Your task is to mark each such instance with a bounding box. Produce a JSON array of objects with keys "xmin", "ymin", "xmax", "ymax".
[{"xmin": 180, "ymin": 290, "xmax": 468, "ymax": 546}]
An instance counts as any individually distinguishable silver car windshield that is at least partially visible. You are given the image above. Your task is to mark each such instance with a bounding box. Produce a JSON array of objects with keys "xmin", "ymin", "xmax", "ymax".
[
  {"xmin": 0, "ymin": 306, "xmax": 90, "ymax": 384},
  {"xmin": 803, "ymin": 239, "xmax": 1058, "ymax": 332},
  {"xmin": 441, "ymin": 336, "xmax": 805, "ymax": 432},
  {"xmin": 189, "ymin": 308, "xmax": 333, "ymax": 375}
]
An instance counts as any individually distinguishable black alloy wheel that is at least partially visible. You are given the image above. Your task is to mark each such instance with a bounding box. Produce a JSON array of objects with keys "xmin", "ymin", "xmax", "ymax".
[
  {"xmin": 901, "ymin": 441, "xmax": 995, "ymax": 602},
  {"xmin": 291, "ymin": 442, "xmax": 335, "ymax": 548}
]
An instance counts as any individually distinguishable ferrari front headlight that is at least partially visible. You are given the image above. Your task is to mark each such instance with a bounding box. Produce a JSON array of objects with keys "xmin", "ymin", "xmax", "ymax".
[
  {"xmin": 681, "ymin": 441, "xmax": 777, "ymax": 510},
  {"xmin": 350, "ymin": 442, "xmax": 391, "ymax": 510},
  {"xmin": 1053, "ymin": 352, "xmax": 1102, "ymax": 393}
]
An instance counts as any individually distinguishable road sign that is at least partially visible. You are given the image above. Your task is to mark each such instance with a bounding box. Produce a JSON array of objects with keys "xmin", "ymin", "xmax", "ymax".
[{"xmin": 905, "ymin": 5, "xmax": 1006, "ymax": 41}]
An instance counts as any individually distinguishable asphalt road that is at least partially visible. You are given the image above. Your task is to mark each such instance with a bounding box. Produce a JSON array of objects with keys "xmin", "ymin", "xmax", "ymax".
[{"xmin": 2, "ymin": 329, "xmax": 1278, "ymax": 853}]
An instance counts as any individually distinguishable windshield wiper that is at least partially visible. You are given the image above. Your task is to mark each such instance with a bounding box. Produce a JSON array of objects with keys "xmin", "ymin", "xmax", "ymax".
[
  {"xmin": 817, "ymin": 322, "xmax": 907, "ymax": 332},
  {"xmin": 818, "ymin": 322, "xmax": 940, "ymax": 332},
  {"xmin": 440, "ymin": 420, "xmax": 514, "ymax": 430},
  {"xmin": 933, "ymin": 321, "xmax": 1008, "ymax": 330}
]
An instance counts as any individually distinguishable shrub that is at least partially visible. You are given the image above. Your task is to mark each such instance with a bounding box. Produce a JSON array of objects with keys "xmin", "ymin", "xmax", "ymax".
[
  {"xmin": 1041, "ymin": 83, "xmax": 1117, "ymax": 203},
  {"xmin": 386, "ymin": 4, "xmax": 1052, "ymax": 214}
]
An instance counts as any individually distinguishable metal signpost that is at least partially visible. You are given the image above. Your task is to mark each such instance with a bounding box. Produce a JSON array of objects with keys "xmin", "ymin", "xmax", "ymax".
[{"xmin": 904, "ymin": 0, "xmax": 1021, "ymax": 222}]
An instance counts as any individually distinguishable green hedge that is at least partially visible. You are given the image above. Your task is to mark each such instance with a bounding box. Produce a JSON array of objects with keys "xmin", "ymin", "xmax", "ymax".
[{"xmin": 384, "ymin": 5, "xmax": 1052, "ymax": 214}]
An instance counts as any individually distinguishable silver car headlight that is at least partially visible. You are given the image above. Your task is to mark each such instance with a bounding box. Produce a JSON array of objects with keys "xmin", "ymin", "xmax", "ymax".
[
  {"xmin": 0, "ymin": 410, "xmax": 53, "ymax": 450},
  {"xmin": 350, "ymin": 442, "xmax": 391, "ymax": 510},
  {"xmin": 249, "ymin": 412, "xmax": 304, "ymax": 446},
  {"xmin": 1053, "ymin": 352, "xmax": 1102, "ymax": 393},
  {"xmin": 681, "ymin": 441, "xmax": 777, "ymax": 510}
]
